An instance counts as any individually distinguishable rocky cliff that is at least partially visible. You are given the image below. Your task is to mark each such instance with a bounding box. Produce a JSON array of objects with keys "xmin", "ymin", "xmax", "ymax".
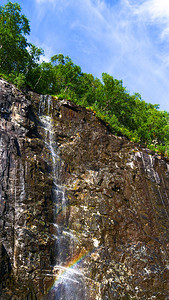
[{"xmin": 0, "ymin": 78, "xmax": 169, "ymax": 299}]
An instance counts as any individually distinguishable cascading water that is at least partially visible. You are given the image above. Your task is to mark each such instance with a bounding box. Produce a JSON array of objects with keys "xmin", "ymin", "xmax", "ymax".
[{"xmin": 39, "ymin": 96, "xmax": 86, "ymax": 300}]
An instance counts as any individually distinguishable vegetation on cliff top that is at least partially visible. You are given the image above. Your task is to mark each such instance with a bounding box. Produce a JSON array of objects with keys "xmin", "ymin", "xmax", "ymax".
[{"xmin": 0, "ymin": 1, "xmax": 169, "ymax": 156}]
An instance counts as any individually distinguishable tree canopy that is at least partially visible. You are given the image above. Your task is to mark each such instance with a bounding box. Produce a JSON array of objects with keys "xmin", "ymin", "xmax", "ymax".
[
  {"xmin": 0, "ymin": 1, "xmax": 43, "ymax": 87},
  {"xmin": 0, "ymin": 1, "xmax": 30, "ymax": 73},
  {"xmin": 0, "ymin": 1, "xmax": 169, "ymax": 157}
]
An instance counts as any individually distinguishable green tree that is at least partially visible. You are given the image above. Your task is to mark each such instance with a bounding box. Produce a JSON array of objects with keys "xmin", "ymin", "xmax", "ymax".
[
  {"xmin": 50, "ymin": 54, "xmax": 82, "ymax": 98},
  {"xmin": 0, "ymin": 1, "xmax": 44, "ymax": 89},
  {"xmin": 0, "ymin": 1, "xmax": 30, "ymax": 73}
]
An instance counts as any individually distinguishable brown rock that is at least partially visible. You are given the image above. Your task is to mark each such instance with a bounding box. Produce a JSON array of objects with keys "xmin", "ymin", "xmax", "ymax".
[{"xmin": 0, "ymin": 78, "xmax": 169, "ymax": 299}]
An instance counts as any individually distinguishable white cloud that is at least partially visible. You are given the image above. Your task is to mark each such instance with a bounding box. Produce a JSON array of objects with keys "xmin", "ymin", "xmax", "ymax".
[
  {"xmin": 128, "ymin": 0, "xmax": 169, "ymax": 40},
  {"xmin": 36, "ymin": 0, "xmax": 55, "ymax": 4},
  {"xmin": 35, "ymin": 0, "xmax": 71, "ymax": 12},
  {"xmin": 136, "ymin": 0, "xmax": 169, "ymax": 20}
]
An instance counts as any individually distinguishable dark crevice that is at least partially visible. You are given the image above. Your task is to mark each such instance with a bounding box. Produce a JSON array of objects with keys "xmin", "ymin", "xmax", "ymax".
[
  {"xmin": 62, "ymin": 103, "xmax": 80, "ymax": 112},
  {"xmin": 14, "ymin": 138, "xmax": 21, "ymax": 156}
]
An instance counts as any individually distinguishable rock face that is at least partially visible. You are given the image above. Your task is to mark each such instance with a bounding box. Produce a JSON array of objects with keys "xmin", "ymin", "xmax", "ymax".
[{"xmin": 0, "ymin": 78, "xmax": 169, "ymax": 299}]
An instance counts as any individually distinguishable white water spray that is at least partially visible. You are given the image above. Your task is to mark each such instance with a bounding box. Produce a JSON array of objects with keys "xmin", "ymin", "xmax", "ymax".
[{"xmin": 39, "ymin": 95, "xmax": 86, "ymax": 300}]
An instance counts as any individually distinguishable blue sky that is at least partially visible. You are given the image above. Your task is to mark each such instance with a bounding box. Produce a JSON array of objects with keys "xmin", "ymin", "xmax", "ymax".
[{"xmin": 1, "ymin": 0, "xmax": 169, "ymax": 112}]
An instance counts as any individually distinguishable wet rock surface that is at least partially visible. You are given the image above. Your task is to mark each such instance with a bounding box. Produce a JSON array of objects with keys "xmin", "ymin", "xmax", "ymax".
[
  {"xmin": 0, "ymin": 78, "xmax": 169, "ymax": 299},
  {"xmin": 0, "ymin": 79, "xmax": 54, "ymax": 299}
]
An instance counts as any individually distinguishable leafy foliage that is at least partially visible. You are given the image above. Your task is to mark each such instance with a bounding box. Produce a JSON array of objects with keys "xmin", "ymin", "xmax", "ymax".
[
  {"xmin": 0, "ymin": 1, "xmax": 43, "ymax": 84},
  {"xmin": 0, "ymin": 1, "xmax": 29, "ymax": 73},
  {"xmin": 0, "ymin": 1, "xmax": 169, "ymax": 157}
]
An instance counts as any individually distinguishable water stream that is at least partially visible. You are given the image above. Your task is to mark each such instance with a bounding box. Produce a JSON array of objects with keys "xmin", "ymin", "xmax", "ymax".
[{"xmin": 39, "ymin": 96, "xmax": 86, "ymax": 300}]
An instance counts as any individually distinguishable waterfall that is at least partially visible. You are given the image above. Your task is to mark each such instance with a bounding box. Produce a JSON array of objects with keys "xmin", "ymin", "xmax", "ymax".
[{"xmin": 39, "ymin": 96, "xmax": 86, "ymax": 300}]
